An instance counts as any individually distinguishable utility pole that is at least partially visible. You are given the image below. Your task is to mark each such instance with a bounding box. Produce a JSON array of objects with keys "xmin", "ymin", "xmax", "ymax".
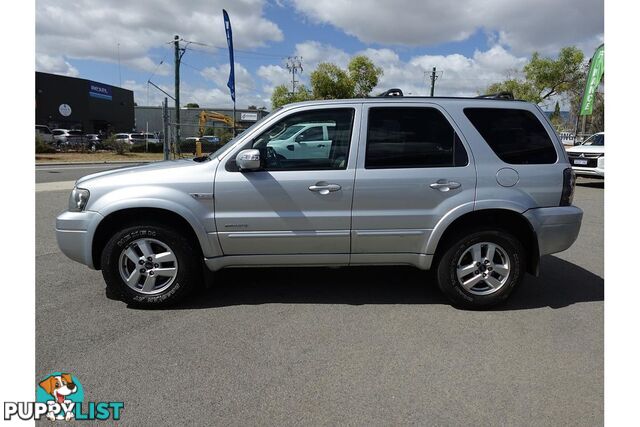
[
  {"xmin": 162, "ymin": 97, "xmax": 169, "ymax": 161},
  {"xmin": 285, "ymin": 56, "xmax": 303, "ymax": 94},
  {"xmin": 174, "ymin": 35, "xmax": 186, "ymax": 155},
  {"xmin": 428, "ymin": 67, "xmax": 438, "ymax": 97}
]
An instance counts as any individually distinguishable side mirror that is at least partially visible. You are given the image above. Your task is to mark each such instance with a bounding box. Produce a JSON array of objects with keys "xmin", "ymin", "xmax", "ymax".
[{"xmin": 236, "ymin": 149, "xmax": 261, "ymax": 171}]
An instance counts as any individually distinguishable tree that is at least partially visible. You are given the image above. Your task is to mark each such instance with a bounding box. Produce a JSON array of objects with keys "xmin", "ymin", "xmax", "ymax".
[
  {"xmin": 310, "ymin": 63, "xmax": 354, "ymax": 99},
  {"xmin": 549, "ymin": 101, "xmax": 564, "ymax": 130},
  {"xmin": 185, "ymin": 103, "xmax": 200, "ymax": 108},
  {"xmin": 270, "ymin": 55, "xmax": 383, "ymax": 107},
  {"xmin": 247, "ymin": 105, "xmax": 257, "ymax": 110},
  {"xmin": 487, "ymin": 47, "xmax": 585, "ymax": 104},
  {"xmin": 270, "ymin": 84, "xmax": 313, "ymax": 109},
  {"xmin": 348, "ymin": 55, "xmax": 383, "ymax": 98}
]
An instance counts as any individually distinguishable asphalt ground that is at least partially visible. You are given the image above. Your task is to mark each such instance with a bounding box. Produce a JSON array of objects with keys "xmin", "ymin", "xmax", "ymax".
[{"xmin": 36, "ymin": 165, "xmax": 603, "ymax": 425}]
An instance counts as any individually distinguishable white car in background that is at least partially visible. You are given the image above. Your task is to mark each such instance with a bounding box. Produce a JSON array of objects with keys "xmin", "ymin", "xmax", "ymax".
[
  {"xmin": 267, "ymin": 122, "xmax": 336, "ymax": 160},
  {"xmin": 130, "ymin": 132, "xmax": 160, "ymax": 144},
  {"xmin": 566, "ymin": 132, "xmax": 604, "ymax": 178},
  {"xmin": 52, "ymin": 129, "xmax": 84, "ymax": 146},
  {"xmin": 114, "ymin": 133, "xmax": 134, "ymax": 144}
]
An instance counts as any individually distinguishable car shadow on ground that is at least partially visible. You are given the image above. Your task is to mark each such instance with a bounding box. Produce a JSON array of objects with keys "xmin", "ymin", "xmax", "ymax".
[{"xmin": 115, "ymin": 255, "xmax": 603, "ymax": 311}]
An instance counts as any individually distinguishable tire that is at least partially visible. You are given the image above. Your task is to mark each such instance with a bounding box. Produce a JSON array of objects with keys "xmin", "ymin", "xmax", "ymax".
[
  {"xmin": 101, "ymin": 223, "xmax": 202, "ymax": 307},
  {"xmin": 436, "ymin": 229, "xmax": 525, "ymax": 309}
]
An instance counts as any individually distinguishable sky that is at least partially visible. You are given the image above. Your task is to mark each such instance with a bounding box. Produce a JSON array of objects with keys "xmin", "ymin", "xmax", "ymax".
[{"xmin": 35, "ymin": 0, "xmax": 603, "ymax": 111}]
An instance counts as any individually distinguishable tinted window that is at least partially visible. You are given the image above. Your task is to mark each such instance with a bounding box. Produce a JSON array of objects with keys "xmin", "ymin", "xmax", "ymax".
[
  {"xmin": 273, "ymin": 125, "xmax": 304, "ymax": 140},
  {"xmin": 464, "ymin": 108, "xmax": 557, "ymax": 164},
  {"xmin": 246, "ymin": 108, "xmax": 354, "ymax": 171},
  {"xmin": 365, "ymin": 107, "xmax": 468, "ymax": 169},
  {"xmin": 582, "ymin": 133, "xmax": 604, "ymax": 146},
  {"xmin": 297, "ymin": 126, "xmax": 324, "ymax": 141}
]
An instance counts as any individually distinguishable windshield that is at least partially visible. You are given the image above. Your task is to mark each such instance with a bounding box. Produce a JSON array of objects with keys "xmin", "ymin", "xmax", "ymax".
[
  {"xmin": 582, "ymin": 133, "xmax": 604, "ymax": 146},
  {"xmin": 208, "ymin": 109, "xmax": 278, "ymax": 160}
]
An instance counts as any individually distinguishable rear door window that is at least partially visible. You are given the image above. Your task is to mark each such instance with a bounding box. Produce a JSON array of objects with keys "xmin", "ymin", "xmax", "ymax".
[
  {"xmin": 464, "ymin": 108, "xmax": 557, "ymax": 164},
  {"xmin": 365, "ymin": 107, "xmax": 468, "ymax": 169}
]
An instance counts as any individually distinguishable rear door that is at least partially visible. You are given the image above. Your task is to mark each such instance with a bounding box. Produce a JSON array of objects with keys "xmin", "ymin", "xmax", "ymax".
[{"xmin": 351, "ymin": 103, "xmax": 476, "ymax": 254}]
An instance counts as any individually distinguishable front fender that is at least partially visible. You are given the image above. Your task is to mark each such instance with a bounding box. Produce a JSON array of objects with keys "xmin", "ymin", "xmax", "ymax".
[{"xmin": 89, "ymin": 186, "xmax": 219, "ymax": 258}]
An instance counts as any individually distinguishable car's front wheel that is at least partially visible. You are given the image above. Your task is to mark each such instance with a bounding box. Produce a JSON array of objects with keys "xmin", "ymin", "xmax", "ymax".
[
  {"xmin": 101, "ymin": 224, "xmax": 201, "ymax": 307},
  {"xmin": 436, "ymin": 230, "xmax": 525, "ymax": 309}
]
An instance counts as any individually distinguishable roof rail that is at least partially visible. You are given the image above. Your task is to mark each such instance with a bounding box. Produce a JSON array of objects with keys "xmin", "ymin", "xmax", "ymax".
[
  {"xmin": 475, "ymin": 91, "xmax": 514, "ymax": 100},
  {"xmin": 377, "ymin": 88, "xmax": 404, "ymax": 97}
]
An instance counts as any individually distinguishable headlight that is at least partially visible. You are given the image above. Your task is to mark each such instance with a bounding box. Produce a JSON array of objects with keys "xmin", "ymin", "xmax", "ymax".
[{"xmin": 68, "ymin": 187, "xmax": 90, "ymax": 212}]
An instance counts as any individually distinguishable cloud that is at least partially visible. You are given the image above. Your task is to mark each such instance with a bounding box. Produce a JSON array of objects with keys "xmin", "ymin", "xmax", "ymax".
[
  {"xmin": 36, "ymin": 54, "xmax": 80, "ymax": 77},
  {"xmin": 293, "ymin": 41, "xmax": 351, "ymax": 69},
  {"xmin": 261, "ymin": 42, "xmax": 527, "ymax": 98},
  {"xmin": 36, "ymin": 0, "xmax": 283, "ymax": 73},
  {"xmin": 291, "ymin": 0, "xmax": 603, "ymax": 55},
  {"xmin": 257, "ymin": 64, "xmax": 291, "ymax": 92},
  {"xmin": 201, "ymin": 63, "xmax": 255, "ymax": 92},
  {"xmin": 124, "ymin": 78, "xmax": 269, "ymax": 111}
]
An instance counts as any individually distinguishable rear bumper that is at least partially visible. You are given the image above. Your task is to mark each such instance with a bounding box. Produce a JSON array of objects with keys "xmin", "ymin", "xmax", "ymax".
[
  {"xmin": 56, "ymin": 210, "xmax": 103, "ymax": 269},
  {"xmin": 524, "ymin": 206, "xmax": 583, "ymax": 256}
]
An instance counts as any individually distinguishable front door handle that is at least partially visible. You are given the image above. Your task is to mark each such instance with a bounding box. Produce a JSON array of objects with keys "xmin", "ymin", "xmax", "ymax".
[
  {"xmin": 430, "ymin": 179, "xmax": 461, "ymax": 192},
  {"xmin": 309, "ymin": 182, "xmax": 342, "ymax": 195}
]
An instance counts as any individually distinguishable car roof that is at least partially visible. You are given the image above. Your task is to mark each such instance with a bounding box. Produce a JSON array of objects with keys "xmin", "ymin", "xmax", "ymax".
[{"xmin": 279, "ymin": 97, "xmax": 533, "ymax": 111}]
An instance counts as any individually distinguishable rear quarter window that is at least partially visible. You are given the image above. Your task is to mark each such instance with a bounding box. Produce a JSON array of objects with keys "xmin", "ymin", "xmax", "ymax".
[{"xmin": 464, "ymin": 108, "xmax": 557, "ymax": 164}]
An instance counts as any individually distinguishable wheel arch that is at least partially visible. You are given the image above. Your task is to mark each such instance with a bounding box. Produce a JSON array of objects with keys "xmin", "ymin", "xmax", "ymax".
[
  {"xmin": 91, "ymin": 207, "xmax": 205, "ymax": 270},
  {"xmin": 430, "ymin": 208, "xmax": 540, "ymax": 276}
]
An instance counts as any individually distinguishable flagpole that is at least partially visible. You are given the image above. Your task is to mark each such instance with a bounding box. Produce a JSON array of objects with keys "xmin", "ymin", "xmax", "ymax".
[{"xmin": 223, "ymin": 9, "xmax": 236, "ymax": 138}]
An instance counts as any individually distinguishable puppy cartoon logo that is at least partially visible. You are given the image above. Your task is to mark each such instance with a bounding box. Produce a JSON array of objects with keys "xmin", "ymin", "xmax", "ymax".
[
  {"xmin": 4, "ymin": 372, "xmax": 123, "ymax": 421},
  {"xmin": 36, "ymin": 372, "xmax": 83, "ymax": 421},
  {"xmin": 40, "ymin": 374, "xmax": 78, "ymax": 421}
]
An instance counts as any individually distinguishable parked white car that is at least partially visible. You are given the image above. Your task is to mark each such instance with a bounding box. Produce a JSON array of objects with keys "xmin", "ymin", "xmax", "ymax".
[
  {"xmin": 52, "ymin": 129, "xmax": 84, "ymax": 146},
  {"xmin": 114, "ymin": 133, "xmax": 134, "ymax": 144},
  {"xmin": 131, "ymin": 133, "xmax": 160, "ymax": 144},
  {"xmin": 566, "ymin": 132, "xmax": 604, "ymax": 178},
  {"xmin": 36, "ymin": 125, "xmax": 55, "ymax": 144},
  {"xmin": 267, "ymin": 122, "xmax": 336, "ymax": 160}
]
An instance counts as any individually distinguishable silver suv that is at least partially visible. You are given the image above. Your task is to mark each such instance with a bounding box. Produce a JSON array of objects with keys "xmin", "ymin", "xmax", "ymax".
[{"xmin": 56, "ymin": 94, "xmax": 582, "ymax": 308}]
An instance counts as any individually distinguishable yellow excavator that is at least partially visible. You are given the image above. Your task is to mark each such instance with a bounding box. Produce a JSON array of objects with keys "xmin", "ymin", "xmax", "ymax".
[{"xmin": 196, "ymin": 111, "xmax": 235, "ymax": 156}]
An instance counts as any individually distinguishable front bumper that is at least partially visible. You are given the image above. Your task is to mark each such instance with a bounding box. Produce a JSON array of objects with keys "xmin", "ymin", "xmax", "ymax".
[
  {"xmin": 56, "ymin": 210, "xmax": 103, "ymax": 269},
  {"xmin": 524, "ymin": 206, "xmax": 583, "ymax": 256},
  {"xmin": 572, "ymin": 166, "xmax": 604, "ymax": 178}
]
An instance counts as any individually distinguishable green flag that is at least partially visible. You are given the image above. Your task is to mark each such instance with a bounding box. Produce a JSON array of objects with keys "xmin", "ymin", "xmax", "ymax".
[{"xmin": 580, "ymin": 44, "xmax": 604, "ymax": 116}]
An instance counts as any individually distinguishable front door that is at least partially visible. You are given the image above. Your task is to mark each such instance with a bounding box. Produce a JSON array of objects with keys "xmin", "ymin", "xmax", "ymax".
[
  {"xmin": 351, "ymin": 104, "xmax": 476, "ymax": 254},
  {"xmin": 214, "ymin": 106, "xmax": 360, "ymax": 256}
]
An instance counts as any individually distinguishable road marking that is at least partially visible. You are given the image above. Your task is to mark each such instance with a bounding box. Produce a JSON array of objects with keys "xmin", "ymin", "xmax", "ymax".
[{"xmin": 36, "ymin": 181, "xmax": 76, "ymax": 192}]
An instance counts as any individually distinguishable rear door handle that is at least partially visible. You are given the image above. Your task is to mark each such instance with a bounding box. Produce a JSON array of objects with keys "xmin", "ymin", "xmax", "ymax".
[
  {"xmin": 309, "ymin": 182, "xmax": 342, "ymax": 195},
  {"xmin": 430, "ymin": 180, "xmax": 461, "ymax": 192}
]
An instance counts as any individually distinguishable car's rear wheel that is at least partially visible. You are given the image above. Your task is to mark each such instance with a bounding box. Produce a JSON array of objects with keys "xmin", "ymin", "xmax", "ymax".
[
  {"xmin": 436, "ymin": 229, "xmax": 525, "ymax": 309},
  {"xmin": 101, "ymin": 224, "xmax": 201, "ymax": 307}
]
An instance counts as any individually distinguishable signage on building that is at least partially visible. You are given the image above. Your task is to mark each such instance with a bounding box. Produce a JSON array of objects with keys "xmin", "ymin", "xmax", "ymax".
[
  {"xmin": 58, "ymin": 104, "xmax": 72, "ymax": 117},
  {"xmin": 89, "ymin": 82, "xmax": 113, "ymax": 101},
  {"xmin": 240, "ymin": 112, "xmax": 258, "ymax": 121}
]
